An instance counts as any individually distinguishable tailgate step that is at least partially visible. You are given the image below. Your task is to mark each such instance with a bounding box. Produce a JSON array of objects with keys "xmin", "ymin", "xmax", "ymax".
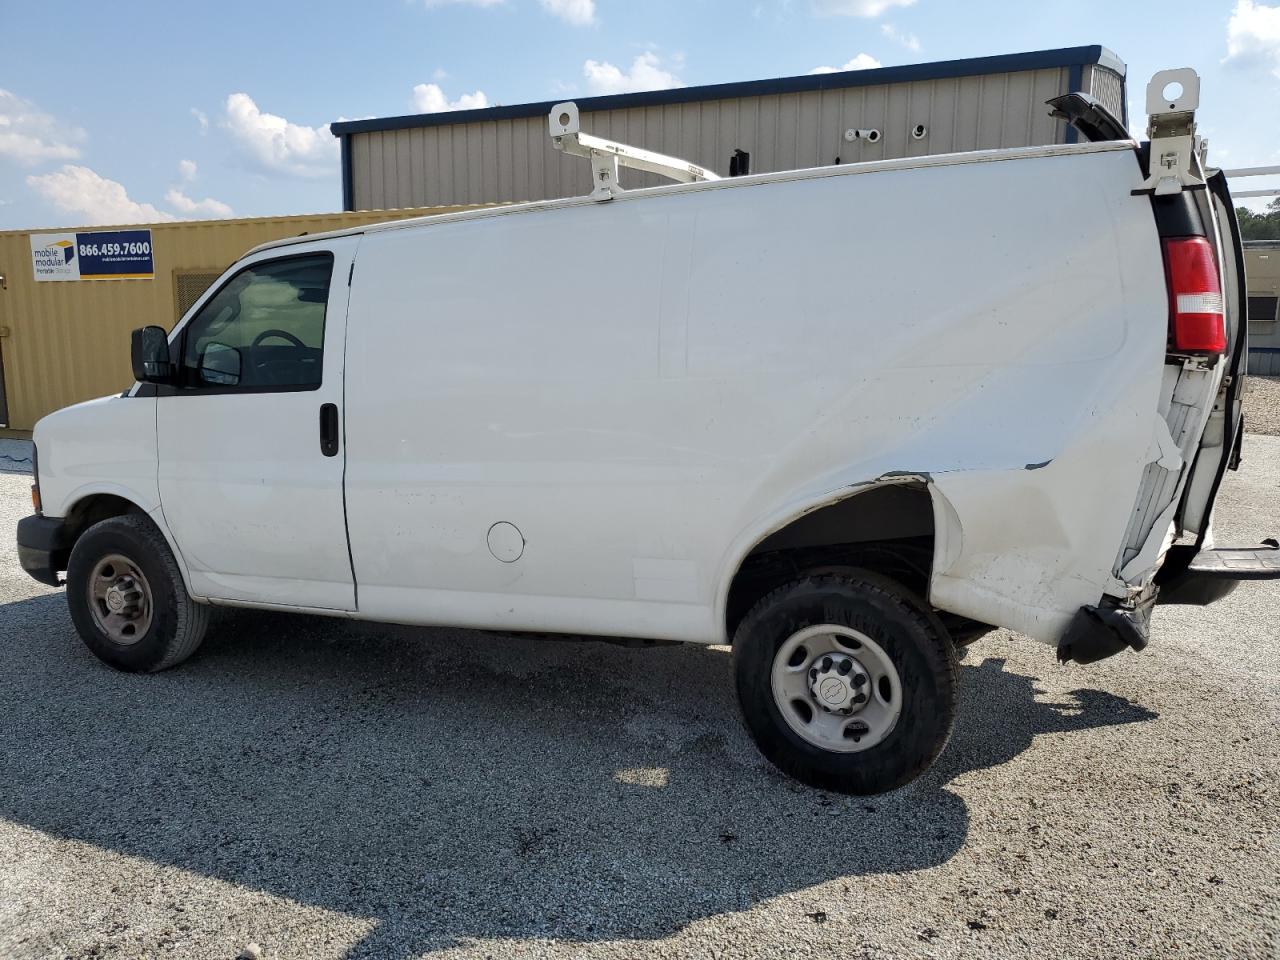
[
  {"xmin": 1157, "ymin": 539, "xmax": 1280, "ymax": 606},
  {"xmin": 1186, "ymin": 539, "xmax": 1280, "ymax": 579}
]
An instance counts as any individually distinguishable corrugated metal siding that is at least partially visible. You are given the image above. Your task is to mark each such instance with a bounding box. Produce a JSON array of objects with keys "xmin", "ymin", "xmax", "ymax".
[
  {"xmin": 1083, "ymin": 65, "xmax": 1127, "ymax": 125},
  {"xmin": 0, "ymin": 205, "xmax": 484, "ymax": 429},
  {"xmin": 351, "ymin": 67, "xmax": 1076, "ymax": 209},
  {"xmin": 1248, "ymin": 350, "xmax": 1280, "ymax": 376}
]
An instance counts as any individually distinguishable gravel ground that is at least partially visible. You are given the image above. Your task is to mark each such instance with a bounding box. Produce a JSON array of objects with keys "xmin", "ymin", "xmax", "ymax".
[
  {"xmin": 1245, "ymin": 377, "xmax": 1280, "ymax": 437},
  {"xmin": 0, "ymin": 443, "xmax": 1277, "ymax": 960}
]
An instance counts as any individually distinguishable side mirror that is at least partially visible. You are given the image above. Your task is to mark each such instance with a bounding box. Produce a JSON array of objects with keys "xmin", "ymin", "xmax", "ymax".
[
  {"xmin": 198, "ymin": 342, "xmax": 242, "ymax": 386},
  {"xmin": 130, "ymin": 325, "xmax": 174, "ymax": 384}
]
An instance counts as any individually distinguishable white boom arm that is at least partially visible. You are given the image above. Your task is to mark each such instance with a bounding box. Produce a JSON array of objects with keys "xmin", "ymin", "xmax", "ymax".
[{"xmin": 549, "ymin": 101, "xmax": 721, "ymax": 201}]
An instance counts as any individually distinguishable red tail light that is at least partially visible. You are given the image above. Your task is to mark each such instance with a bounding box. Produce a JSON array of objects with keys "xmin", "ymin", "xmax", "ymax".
[{"xmin": 1163, "ymin": 236, "xmax": 1226, "ymax": 355}]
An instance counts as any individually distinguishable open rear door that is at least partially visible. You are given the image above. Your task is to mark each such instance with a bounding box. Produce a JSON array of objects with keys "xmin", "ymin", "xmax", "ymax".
[
  {"xmin": 1155, "ymin": 168, "xmax": 1280, "ymax": 601},
  {"xmin": 1175, "ymin": 171, "xmax": 1247, "ymax": 541},
  {"xmin": 1098, "ymin": 70, "xmax": 1280, "ymax": 612}
]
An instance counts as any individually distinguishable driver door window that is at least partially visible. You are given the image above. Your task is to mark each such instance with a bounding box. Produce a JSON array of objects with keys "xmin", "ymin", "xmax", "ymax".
[{"xmin": 180, "ymin": 253, "xmax": 334, "ymax": 391}]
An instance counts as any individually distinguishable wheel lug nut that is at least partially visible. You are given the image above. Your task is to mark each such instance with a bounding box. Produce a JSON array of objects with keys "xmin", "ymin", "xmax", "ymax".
[
  {"xmin": 837, "ymin": 660, "xmax": 851, "ymax": 675},
  {"xmin": 852, "ymin": 674, "xmax": 867, "ymax": 687},
  {"xmin": 821, "ymin": 656, "xmax": 832, "ymax": 671},
  {"xmin": 854, "ymin": 692, "xmax": 867, "ymax": 703}
]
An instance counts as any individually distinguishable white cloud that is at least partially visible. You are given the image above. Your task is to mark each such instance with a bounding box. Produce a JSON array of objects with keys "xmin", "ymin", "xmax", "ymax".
[
  {"xmin": 411, "ymin": 83, "xmax": 490, "ymax": 113},
  {"xmin": 810, "ymin": 53, "xmax": 883, "ymax": 74},
  {"xmin": 26, "ymin": 165, "xmax": 176, "ymax": 225},
  {"xmin": 881, "ymin": 22, "xmax": 920, "ymax": 52},
  {"xmin": 583, "ymin": 52, "xmax": 683, "ymax": 95},
  {"xmin": 1225, "ymin": 0, "xmax": 1280, "ymax": 77},
  {"xmin": 165, "ymin": 188, "xmax": 233, "ymax": 219},
  {"xmin": 540, "ymin": 0, "xmax": 595, "ymax": 25},
  {"xmin": 432, "ymin": 66, "xmax": 449, "ymax": 81},
  {"xmin": 223, "ymin": 93, "xmax": 338, "ymax": 178},
  {"xmin": 191, "ymin": 107, "xmax": 209, "ymax": 133},
  {"xmin": 178, "ymin": 158, "xmax": 198, "ymax": 181},
  {"xmin": 812, "ymin": 0, "xmax": 915, "ymax": 15},
  {"xmin": 0, "ymin": 89, "xmax": 84, "ymax": 164}
]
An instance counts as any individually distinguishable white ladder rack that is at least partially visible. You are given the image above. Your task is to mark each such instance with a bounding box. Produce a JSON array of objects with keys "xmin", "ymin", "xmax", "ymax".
[{"xmin": 548, "ymin": 101, "xmax": 721, "ymax": 201}]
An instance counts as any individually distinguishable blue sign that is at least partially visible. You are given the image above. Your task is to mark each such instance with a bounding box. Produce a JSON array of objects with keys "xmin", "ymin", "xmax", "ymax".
[
  {"xmin": 31, "ymin": 229, "xmax": 155, "ymax": 282},
  {"xmin": 75, "ymin": 229, "xmax": 154, "ymax": 279}
]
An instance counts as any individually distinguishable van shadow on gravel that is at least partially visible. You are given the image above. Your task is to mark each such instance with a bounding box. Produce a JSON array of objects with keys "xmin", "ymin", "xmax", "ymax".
[{"xmin": 0, "ymin": 593, "xmax": 1156, "ymax": 958}]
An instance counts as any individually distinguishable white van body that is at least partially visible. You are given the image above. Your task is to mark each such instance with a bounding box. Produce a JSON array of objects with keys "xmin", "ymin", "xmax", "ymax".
[
  {"xmin": 22, "ymin": 76, "xmax": 1275, "ymax": 792},
  {"xmin": 30, "ymin": 142, "xmax": 1180, "ymax": 643}
]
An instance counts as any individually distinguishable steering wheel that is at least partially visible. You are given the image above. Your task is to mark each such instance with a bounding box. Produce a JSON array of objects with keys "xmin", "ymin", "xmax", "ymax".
[
  {"xmin": 248, "ymin": 329, "xmax": 308, "ymax": 386},
  {"xmin": 251, "ymin": 328, "xmax": 306, "ymax": 349}
]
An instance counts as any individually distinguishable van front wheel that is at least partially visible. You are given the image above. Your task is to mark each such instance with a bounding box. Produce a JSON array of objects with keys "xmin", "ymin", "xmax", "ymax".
[
  {"xmin": 66, "ymin": 514, "xmax": 210, "ymax": 673},
  {"xmin": 733, "ymin": 571, "xmax": 956, "ymax": 794}
]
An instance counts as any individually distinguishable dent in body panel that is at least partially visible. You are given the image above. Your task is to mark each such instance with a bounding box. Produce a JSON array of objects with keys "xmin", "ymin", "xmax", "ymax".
[{"xmin": 924, "ymin": 363, "xmax": 1165, "ymax": 644}]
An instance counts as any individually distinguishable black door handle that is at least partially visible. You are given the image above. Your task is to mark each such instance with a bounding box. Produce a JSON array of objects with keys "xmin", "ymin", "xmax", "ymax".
[{"xmin": 319, "ymin": 403, "xmax": 339, "ymax": 457}]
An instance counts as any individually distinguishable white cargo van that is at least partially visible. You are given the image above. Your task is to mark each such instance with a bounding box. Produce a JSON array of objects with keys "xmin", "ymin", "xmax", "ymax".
[{"xmin": 17, "ymin": 71, "xmax": 1280, "ymax": 793}]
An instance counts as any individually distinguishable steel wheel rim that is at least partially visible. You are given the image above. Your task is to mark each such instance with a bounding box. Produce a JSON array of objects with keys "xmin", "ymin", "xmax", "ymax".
[
  {"xmin": 87, "ymin": 553, "xmax": 153, "ymax": 645},
  {"xmin": 770, "ymin": 624, "xmax": 903, "ymax": 753}
]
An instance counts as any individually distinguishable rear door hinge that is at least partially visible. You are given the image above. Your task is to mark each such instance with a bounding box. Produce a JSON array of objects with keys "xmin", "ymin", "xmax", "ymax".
[{"xmin": 1136, "ymin": 68, "xmax": 1206, "ymax": 197}]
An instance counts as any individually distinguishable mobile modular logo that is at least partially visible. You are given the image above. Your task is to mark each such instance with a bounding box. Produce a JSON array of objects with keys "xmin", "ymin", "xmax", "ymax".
[
  {"xmin": 29, "ymin": 228, "xmax": 155, "ymax": 282},
  {"xmin": 29, "ymin": 233, "xmax": 80, "ymax": 281}
]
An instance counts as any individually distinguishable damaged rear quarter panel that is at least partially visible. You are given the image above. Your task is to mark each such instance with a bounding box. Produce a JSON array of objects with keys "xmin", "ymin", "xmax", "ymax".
[{"xmin": 718, "ymin": 153, "xmax": 1169, "ymax": 647}]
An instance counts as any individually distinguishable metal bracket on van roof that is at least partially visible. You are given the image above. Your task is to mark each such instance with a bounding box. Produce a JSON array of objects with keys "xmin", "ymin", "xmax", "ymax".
[
  {"xmin": 1137, "ymin": 68, "xmax": 1206, "ymax": 197},
  {"xmin": 548, "ymin": 101, "xmax": 721, "ymax": 201}
]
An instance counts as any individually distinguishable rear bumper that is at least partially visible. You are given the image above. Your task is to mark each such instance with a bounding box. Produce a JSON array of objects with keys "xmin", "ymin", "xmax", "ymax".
[
  {"xmin": 1058, "ymin": 601, "xmax": 1152, "ymax": 665},
  {"xmin": 16, "ymin": 514, "xmax": 70, "ymax": 587},
  {"xmin": 1059, "ymin": 538, "xmax": 1280, "ymax": 664}
]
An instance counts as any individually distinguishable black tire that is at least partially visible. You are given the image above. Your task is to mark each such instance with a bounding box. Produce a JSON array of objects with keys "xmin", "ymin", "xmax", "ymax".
[
  {"xmin": 66, "ymin": 514, "xmax": 210, "ymax": 673},
  {"xmin": 733, "ymin": 570, "xmax": 957, "ymax": 795}
]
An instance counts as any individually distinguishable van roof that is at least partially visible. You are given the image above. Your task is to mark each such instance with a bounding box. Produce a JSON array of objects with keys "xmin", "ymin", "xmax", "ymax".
[{"xmin": 245, "ymin": 139, "xmax": 1137, "ymax": 257}]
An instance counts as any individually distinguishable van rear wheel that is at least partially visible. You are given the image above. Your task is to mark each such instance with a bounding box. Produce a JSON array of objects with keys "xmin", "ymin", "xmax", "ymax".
[
  {"xmin": 66, "ymin": 515, "xmax": 210, "ymax": 673},
  {"xmin": 733, "ymin": 571, "xmax": 956, "ymax": 795}
]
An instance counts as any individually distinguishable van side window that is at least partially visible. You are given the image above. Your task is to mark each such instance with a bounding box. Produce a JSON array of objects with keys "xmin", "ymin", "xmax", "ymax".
[{"xmin": 180, "ymin": 253, "xmax": 334, "ymax": 391}]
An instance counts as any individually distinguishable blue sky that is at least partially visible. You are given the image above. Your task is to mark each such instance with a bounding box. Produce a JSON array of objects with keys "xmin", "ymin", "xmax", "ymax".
[{"xmin": 1, "ymin": 0, "xmax": 1277, "ymax": 230}]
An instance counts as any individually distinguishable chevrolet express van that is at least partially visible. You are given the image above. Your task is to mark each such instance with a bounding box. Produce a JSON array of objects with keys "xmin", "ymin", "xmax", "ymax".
[{"xmin": 17, "ymin": 73, "xmax": 1280, "ymax": 793}]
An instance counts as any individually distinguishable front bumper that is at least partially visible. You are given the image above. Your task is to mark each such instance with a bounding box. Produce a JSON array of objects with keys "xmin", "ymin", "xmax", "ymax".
[{"xmin": 16, "ymin": 514, "xmax": 70, "ymax": 587}]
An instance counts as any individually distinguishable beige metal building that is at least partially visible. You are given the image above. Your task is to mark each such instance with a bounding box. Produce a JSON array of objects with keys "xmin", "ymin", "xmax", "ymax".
[
  {"xmin": 1246, "ymin": 242, "xmax": 1280, "ymax": 376},
  {"xmin": 0, "ymin": 206, "xmax": 480, "ymax": 431},
  {"xmin": 331, "ymin": 45, "xmax": 1128, "ymax": 210}
]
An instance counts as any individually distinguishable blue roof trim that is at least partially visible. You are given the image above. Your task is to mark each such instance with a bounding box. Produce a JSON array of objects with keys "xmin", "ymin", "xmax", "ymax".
[{"xmin": 330, "ymin": 45, "xmax": 1125, "ymax": 137}]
